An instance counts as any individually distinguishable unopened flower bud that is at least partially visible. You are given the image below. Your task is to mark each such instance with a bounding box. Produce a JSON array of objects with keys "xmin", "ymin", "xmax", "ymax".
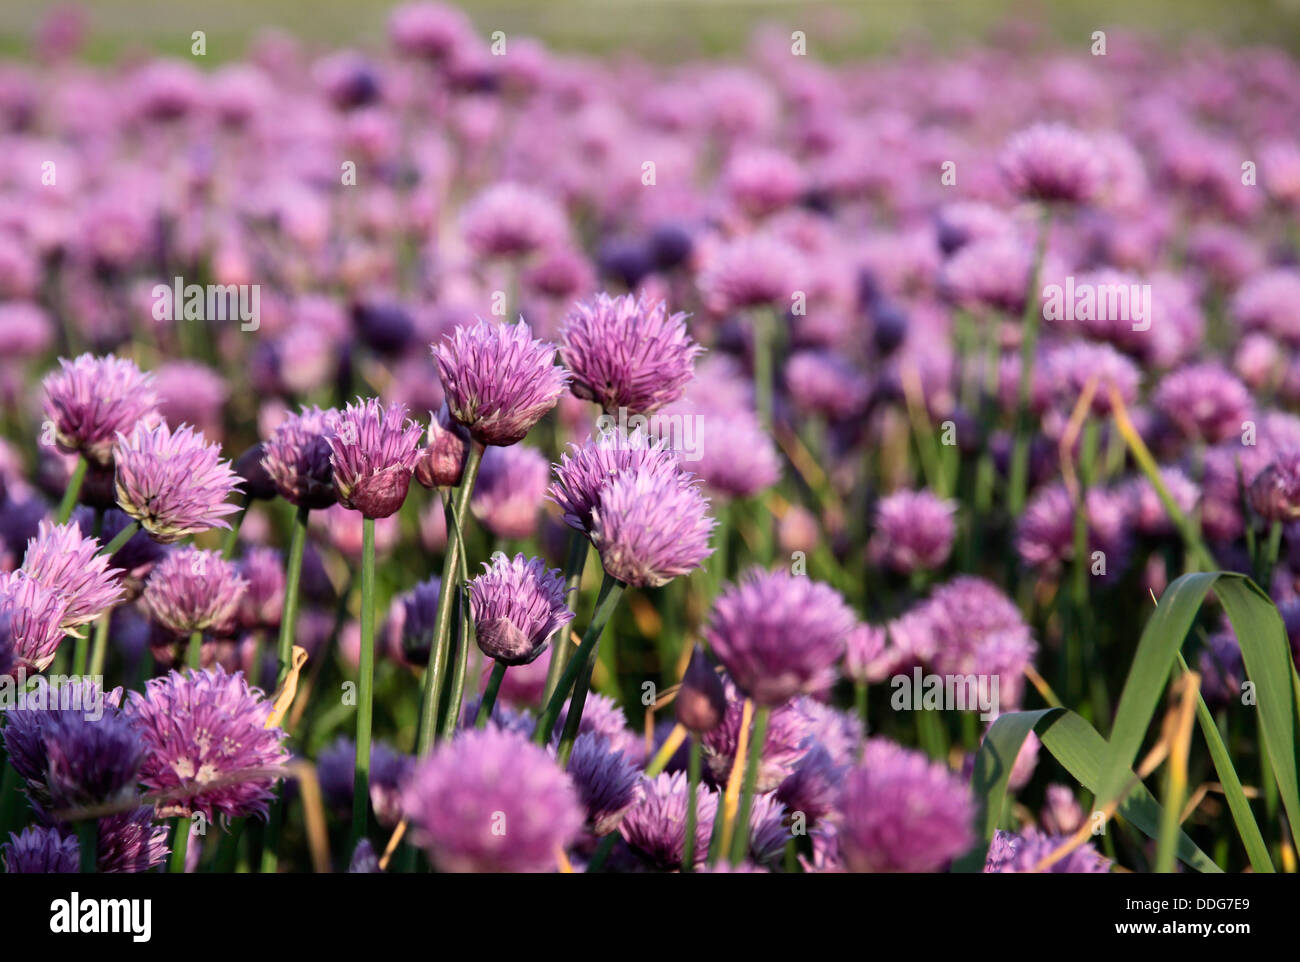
[
  {"xmin": 415, "ymin": 404, "xmax": 471, "ymax": 489},
  {"xmin": 675, "ymin": 645, "xmax": 726, "ymax": 733}
]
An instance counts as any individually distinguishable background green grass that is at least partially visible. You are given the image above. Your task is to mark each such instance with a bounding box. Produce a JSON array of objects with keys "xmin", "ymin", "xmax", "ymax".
[{"xmin": 0, "ymin": 0, "xmax": 1298, "ymax": 64}]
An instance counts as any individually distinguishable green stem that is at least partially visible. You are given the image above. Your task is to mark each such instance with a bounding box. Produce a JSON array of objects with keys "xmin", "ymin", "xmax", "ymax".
[
  {"xmin": 352, "ymin": 516, "xmax": 376, "ymax": 847},
  {"xmin": 222, "ymin": 496, "xmax": 250, "ymax": 559},
  {"xmin": 475, "ymin": 661, "xmax": 507, "ymax": 728},
  {"xmin": 98, "ymin": 521, "xmax": 139, "ymax": 558},
  {"xmin": 72, "ymin": 631, "xmax": 89, "ymax": 677},
  {"xmin": 752, "ymin": 307, "xmax": 774, "ymax": 436},
  {"xmin": 169, "ymin": 818, "xmax": 190, "ymax": 873},
  {"xmin": 542, "ymin": 531, "xmax": 589, "ymax": 702},
  {"xmin": 417, "ymin": 444, "xmax": 483, "ymax": 755},
  {"xmin": 682, "ymin": 735, "xmax": 702, "ymax": 872},
  {"xmin": 76, "ymin": 820, "xmax": 98, "ymax": 873},
  {"xmin": 277, "ymin": 504, "xmax": 310, "ymax": 686},
  {"xmin": 729, "ymin": 705, "xmax": 770, "ymax": 865},
  {"xmin": 56, "ymin": 456, "xmax": 87, "ymax": 525},
  {"xmin": 584, "ymin": 833, "xmax": 618, "ymax": 873},
  {"xmin": 88, "ymin": 612, "xmax": 110, "ymax": 677},
  {"xmin": 535, "ymin": 574, "xmax": 625, "ymax": 757},
  {"xmin": 439, "ymin": 514, "xmax": 474, "ymax": 738},
  {"xmin": 1007, "ymin": 206, "xmax": 1052, "ymax": 516},
  {"xmin": 187, "ymin": 629, "xmax": 202, "ymax": 670},
  {"xmin": 854, "ymin": 681, "xmax": 868, "ymax": 723}
]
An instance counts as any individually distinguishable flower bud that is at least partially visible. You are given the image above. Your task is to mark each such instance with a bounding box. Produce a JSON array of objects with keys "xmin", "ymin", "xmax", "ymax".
[
  {"xmin": 675, "ymin": 646, "xmax": 726, "ymax": 733},
  {"xmin": 415, "ymin": 404, "xmax": 471, "ymax": 489}
]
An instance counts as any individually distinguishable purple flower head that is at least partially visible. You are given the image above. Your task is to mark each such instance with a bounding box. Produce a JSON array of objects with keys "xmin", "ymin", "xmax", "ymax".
[
  {"xmin": 1153, "ymin": 363, "xmax": 1252, "ymax": 445},
  {"xmin": 588, "ymin": 460, "xmax": 715, "ymax": 588},
  {"xmin": 746, "ymin": 792, "xmax": 791, "ymax": 865},
  {"xmin": 2, "ymin": 826, "xmax": 78, "ymax": 873},
  {"xmin": 675, "ymin": 645, "xmax": 727, "ymax": 733},
  {"xmin": 125, "ymin": 666, "xmax": 291, "ymax": 820},
  {"xmin": 42, "ymin": 354, "xmax": 158, "ymax": 468},
  {"xmin": 698, "ymin": 234, "xmax": 804, "ymax": 314},
  {"xmin": 460, "ymin": 182, "xmax": 568, "ymax": 259},
  {"xmin": 1232, "ymin": 269, "xmax": 1300, "ymax": 345},
  {"xmin": 1, "ymin": 677, "xmax": 116, "ymax": 791},
  {"xmin": 702, "ymin": 681, "xmax": 813, "ymax": 789},
  {"xmin": 327, "ymin": 398, "xmax": 422, "ymax": 519},
  {"xmin": 560, "ymin": 293, "xmax": 701, "ymax": 415},
  {"xmin": 1040, "ymin": 341, "xmax": 1140, "ymax": 417},
  {"xmin": 868, "ymin": 489, "xmax": 957, "ymax": 574},
  {"xmin": 262, "ymin": 406, "xmax": 342, "ymax": 509},
  {"xmin": 236, "ymin": 546, "xmax": 285, "ymax": 630},
  {"xmin": 97, "ymin": 807, "xmax": 171, "ymax": 873},
  {"xmin": 565, "ymin": 732, "xmax": 643, "ymax": 836},
  {"xmin": 1198, "ymin": 632, "xmax": 1244, "ymax": 706},
  {"xmin": 724, "ymin": 148, "xmax": 805, "ymax": 217},
  {"xmin": 349, "ymin": 839, "xmax": 380, "ymax": 873},
  {"xmin": 940, "ymin": 236, "xmax": 1032, "ymax": 315},
  {"xmin": 705, "ymin": 569, "xmax": 854, "ymax": 706},
  {"xmin": 552, "ymin": 693, "xmax": 644, "ymax": 766},
  {"xmin": 0, "ymin": 612, "xmax": 14, "ymax": 679},
  {"xmin": 1249, "ymin": 450, "xmax": 1300, "ymax": 522},
  {"xmin": 784, "ymin": 351, "xmax": 871, "ymax": 423},
  {"xmin": 619, "ymin": 772, "xmax": 718, "ymax": 870},
  {"xmin": 1041, "ymin": 784, "xmax": 1086, "ymax": 836},
  {"xmin": 677, "ymin": 406, "xmax": 781, "ymax": 500},
  {"xmin": 0, "ymin": 570, "xmax": 71, "ymax": 672},
  {"xmin": 837, "ymin": 738, "xmax": 975, "ymax": 872},
  {"xmin": 414, "ymin": 403, "xmax": 471, "ymax": 489},
  {"xmin": 1016, "ymin": 482, "xmax": 1132, "ymax": 582},
  {"xmin": 434, "ymin": 320, "xmax": 569, "ymax": 447},
  {"xmin": 316, "ymin": 737, "xmax": 413, "ymax": 827},
  {"xmin": 468, "ymin": 553, "xmax": 573, "ymax": 666},
  {"xmin": 470, "ymin": 444, "xmax": 549, "ymax": 540},
  {"xmin": 776, "ymin": 743, "xmax": 842, "ymax": 827},
  {"xmin": 114, "ymin": 421, "xmax": 242, "ymax": 543},
  {"xmin": 548, "ymin": 430, "xmax": 680, "ymax": 534},
  {"xmin": 984, "ymin": 828, "xmax": 1110, "ymax": 873},
  {"xmin": 20, "ymin": 519, "xmax": 123, "ymax": 630},
  {"xmin": 142, "ymin": 548, "xmax": 248, "ymax": 637},
  {"xmin": 844, "ymin": 622, "xmax": 891, "ymax": 684},
  {"xmin": 392, "ymin": 575, "xmax": 441, "ymax": 666},
  {"xmin": 41, "ymin": 709, "xmax": 143, "ymax": 811},
  {"xmin": 388, "ymin": 2, "xmax": 474, "ymax": 61},
  {"xmin": 1000, "ymin": 123, "xmax": 1103, "ymax": 205},
  {"xmin": 401, "ymin": 727, "xmax": 583, "ymax": 872}
]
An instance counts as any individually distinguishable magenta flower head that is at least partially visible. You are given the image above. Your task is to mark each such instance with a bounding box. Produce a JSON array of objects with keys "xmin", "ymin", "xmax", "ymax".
[
  {"xmin": 114, "ymin": 421, "xmax": 242, "ymax": 543},
  {"xmin": 868, "ymin": 489, "xmax": 958, "ymax": 574},
  {"xmin": 326, "ymin": 398, "xmax": 423, "ymax": 519},
  {"xmin": 261, "ymin": 406, "xmax": 342, "ymax": 509},
  {"xmin": 0, "ymin": 570, "xmax": 70, "ymax": 672},
  {"xmin": 20, "ymin": 519, "xmax": 123, "ymax": 629},
  {"xmin": 141, "ymin": 548, "xmax": 248, "ymax": 637},
  {"xmin": 470, "ymin": 443, "xmax": 550, "ymax": 540},
  {"xmin": 401, "ymin": 727, "xmax": 583, "ymax": 872},
  {"xmin": 837, "ymin": 738, "xmax": 975, "ymax": 872},
  {"xmin": 588, "ymin": 460, "xmax": 715, "ymax": 588},
  {"xmin": 705, "ymin": 569, "xmax": 854, "ymax": 706},
  {"xmin": 235, "ymin": 546, "xmax": 285, "ymax": 630},
  {"xmin": 1249, "ymin": 450, "xmax": 1300, "ymax": 522},
  {"xmin": 1000, "ymin": 123, "xmax": 1103, "ymax": 205},
  {"xmin": 549, "ymin": 431, "xmax": 680, "ymax": 534},
  {"xmin": 2, "ymin": 827, "xmax": 78, "ymax": 873},
  {"xmin": 698, "ymin": 234, "xmax": 803, "ymax": 314},
  {"xmin": 42, "ymin": 354, "xmax": 158, "ymax": 468},
  {"xmin": 125, "ymin": 666, "xmax": 290, "ymax": 820},
  {"xmin": 41, "ymin": 708, "xmax": 143, "ymax": 811},
  {"xmin": 467, "ymin": 553, "xmax": 574, "ymax": 666},
  {"xmin": 565, "ymin": 732, "xmax": 643, "ymax": 836},
  {"xmin": 434, "ymin": 320, "xmax": 570, "ymax": 447},
  {"xmin": 1153, "ymin": 362, "xmax": 1252, "ymax": 445},
  {"xmin": 984, "ymin": 828, "xmax": 1110, "ymax": 873},
  {"xmin": 414, "ymin": 403, "xmax": 471, "ymax": 489},
  {"xmin": 388, "ymin": 1, "xmax": 473, "ymax": 61},
  {"xmin": 560, "ymin": 293, "xmax": 702, "ymax": 415},
  {"xmin": 619, "ymin": 771, "xmax": 718, "ymax": 870},
  {"xmin": 97, "ymin": 807, "xmax": 171, "ymax": 873},
  {"xmin": 460, "ymin": 182, "xmax": 569, "ymax": 259}
]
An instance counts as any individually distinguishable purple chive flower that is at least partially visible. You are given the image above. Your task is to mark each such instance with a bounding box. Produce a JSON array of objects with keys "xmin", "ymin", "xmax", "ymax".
[
  {"xmin": 326, "ymin": 398, "xmax": 423, "ymax": 519},
  {"xmin": 681, "ymin": 406, "xmax": 782, "ymax": 500},
  {"xmin": 470, "ymin": 444, "xmax": 550, "ymax": 540},
  {"xmin": 1041, "ymin": 784, "xmax": 1086, "ymax": 836},
  {"xmin": 388, "ymin": 1, "xmax": 474, "ymax": 60},
  {"xmin": 1, "ymin": 678, "xmax": 114, "ymax": 791},
  {"xmin": 388, "ymin": 575, "xmax": 441, "ymax": 666},
  {"xmin": 837, "ymin": 738, "xmax": 975, "ymax": 872},
  {"xmin": 261, "ymin": 406, "xmax": 342, "ymax": 509},
  {"xmin": 698, "ymin": 234, "xmax": 803, "ymax": 314},
  {"xmin": 141, "ymin": 548, "xmax": 248, "ymax": 637},
  {"xmin": 41, "ymin": 709, "xmax": 143, "ymax": 811},
  {"xmin": 675, "ymin": 645, "xmax": 727, "ymax": 733},
  {"xmin": 113, "ymin": 421, "xmax": 242, "ymax": 543},
  {"xmin": 702, "ymin": 683, "xmax": 813, "ymax": 789},
  {"xmin": 1000, "ymin": 123, "xmax": 1103, "ymax": 205},
  {"xmin": 747, "ymin": 792, "xmax": 791, "ymax": 865},
  {"xmin": 96, "ymin": 807, "xmax": 171, "ymax": 873},
  {"xmin": 125, "ymin": 666, "xmax": 290, "ymax": 820},
  {"xmin": 1232, "ymin": 269, "xmax": 1300, "ymax": 345},
  {"xmin": 467, "ymin": 553, "xmax": 573, "ymax": 666},
  {"xmin": 460, "ymin": 182, "xmax": 569, "ymax": 259},
  {"xmin": 434, "ymin": 320, "xmax": 570, "ymax": 447},
  {"xmin": 984, "ymin": 828, "xmax": 1110, "ymax": 873},
  {"xmin": 42, "ymin": 354, "xmax": 158, "ymax": 468},
  {"xmin": 560, "ymin": 293, "xmax": 701, "ymax": 415},
  {"xmin": 1248, "ymin": 450, "xmax": 1300, "ymax": 522},
  {"xmin": 552, "ymin": 693, "xmax": 645, "ymax": 766},
  {"xmin": 940, "ymin": 236, "xmax": 1032, "ymax": 315},
  {"xmin": 705, "ymin": 569, "xmax": 854, "ymax": 706},
  {"xmin": 0, "ymin": 612, "xmax": 14, "ymax": 679},
  {"xmin": 565, "ymin": 732, "xmax": 643, "ymax": 836},
  {"xmin": 1040, "ymin": 341, "xmax": 1140, "ymax": 417},
  {"xmin": 868, "ymin": 489, "xmax": 957, "ymax": 574},
  {"xmin": 2, "ymin": 826, "xmax": 78, "ymax": 873},
  {"xmin": 588, "ymin": 460, "xmax": 715, "ymax": 588},
  {"xmin": 20, "ymin": 519, "xmax": 123, "ymax": 629},
  {"xmin": 401, "ymin": 727, "xmax": 583, "ymax": 873},
  {"xmin": 776, "ymin": 743, "xmax": 842, "ymax": 826},
  {"xmin": 619, "ymin": 772, "xmax": 718, "ymax": 870},
  {"xmin": 235, "ymin": 546, "xmax": 285, "ymax": 630},
  {"xmin": 784, "ymin": 351, "xmax": 871, "ymax": 422},
  {"xmin": 548, "ymin": 431, "xmax": 680, "ymax": 534},
  {"xmin": 1016, "ymin": 482, "xmax": 1132, "ymax": 580},
  {"xmin": 844, "ymin": 622, "xmax": 891, "ymax": 685},
  {"xmin": 414, "ymin": 403, "xmax": 471, "ymax": 489},
  {"xmin": 1153, "ymin": 363, "xmax": 1252, "ymax": 445},
  {"xmin": 349, "ymin": 838, "xmax": 381, "ymax": 873},
  {"xmin": 0, "ymin": 570, "xmax": 71, "ymax": 672},
  {"xmin": 316, "ymin": 737, "xmax": 413, "ymax": 827}
]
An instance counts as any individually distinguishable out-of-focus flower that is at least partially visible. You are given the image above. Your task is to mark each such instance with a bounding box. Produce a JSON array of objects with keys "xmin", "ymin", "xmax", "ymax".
[
  {"xmin": 618, "ymin": 772, "xmax": 718, "ymax": 870},
  {"xmin": 868, "ymin": 489, "xmax": 957, "ymax": 574},
  {"xmin": 1153, "ymin": 363, "xmax": 1251, "ymax": 445},
  {"xmin": 1, "ymin": 826, "xmax": 78, "ymax": 873},
  {"xmin": 235, "ymin": 547, "xmax": 285, "ymax": 630},
  {"xmin": 42, "ymin": 354, "xmax": 159, "ymax": 469},
  {"xmin": 698, "ymin": 234, "xmax": 804, "ymax": 314},
  {"xmin": 315, "ymin": 737, "xmax": 413, "ymax": 827},
  {"xmin": 467, "ymin": 553, "xmax": 573, "ymax": 665},
  {"xmin": 984, "ymin": 828, "xmax": 1110, "ymax": 873},
  {"xmin": 20, "ymin": 519, "xmax": 123, "ymax": 629},
  {"xmin": 675, "ymin": 645, "xmax": 727, "ymax": 733},
  {"xmin": 470, "ymin": 443, "xmax": 549, "ymax": 539},
  {"xmin": 565, "ymin": 732, "xmax": 642, "ymax": 836},
  {"xmin": 414, "ymin": 403, "xmax": 471, "ymax": 489},
  {"xmin": 461, "ymin": 182, "xmax": 568, "ymax": 258},
  {"xmin": 1000, "ymin": 123, "xmax": 1102, "ymax": 204}
]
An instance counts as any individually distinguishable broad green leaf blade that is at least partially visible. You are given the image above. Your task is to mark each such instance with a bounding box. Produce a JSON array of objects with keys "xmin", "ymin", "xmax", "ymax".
[{"xmin": 954, "ymin": 708, "xmax": 1220, "ymax": 873}]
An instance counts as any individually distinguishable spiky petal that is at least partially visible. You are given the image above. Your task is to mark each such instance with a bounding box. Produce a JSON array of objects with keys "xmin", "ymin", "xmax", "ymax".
[
  {"xmin": 261, "ymin": 406, "xmax": 341, "ymax": 509},
  {"xmin": 141, "ymin": 548, "xmax": 248, "ymax": 637},
  {"xmin": 42, "ymin": 354, "xmax": 159, "ymax": 468},
  {"xmin": 0, "ymin": 570, "xmax": 71, "ymax": 672},
  {"xmin": 326, "ymin": 398, "xmax": 423, "ymax": 519},
  {"xmin": 21, "ymin": 519, "xmax": 124, "ymax": 629},
  {"xmin": 467, "ymin": 553, "xmax": 573, "ymax": 665}
]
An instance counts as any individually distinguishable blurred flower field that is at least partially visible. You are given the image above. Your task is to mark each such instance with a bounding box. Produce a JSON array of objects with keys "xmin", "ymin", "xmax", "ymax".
[{"xmin": 0, "ymin": 1, "xmax": 1299, "ymax": 879}]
